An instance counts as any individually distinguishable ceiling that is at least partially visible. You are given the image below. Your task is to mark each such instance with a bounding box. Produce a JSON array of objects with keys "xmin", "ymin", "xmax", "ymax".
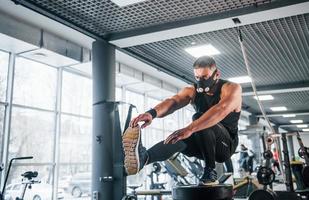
[{"xmin": 12, "ymin": 0, "xmax": 309, "ymax": 132}]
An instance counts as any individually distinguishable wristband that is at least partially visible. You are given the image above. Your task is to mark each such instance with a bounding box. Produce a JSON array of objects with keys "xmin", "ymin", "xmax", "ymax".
[{"xmin": 145, "ymin": 108, "xmax": 157, "ymax": 119}]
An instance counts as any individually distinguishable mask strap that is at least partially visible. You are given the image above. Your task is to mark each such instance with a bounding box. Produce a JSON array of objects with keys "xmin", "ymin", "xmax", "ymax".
[{"xmin": 209, "ymin": 69, "xmax": 217, "ymax": 80}]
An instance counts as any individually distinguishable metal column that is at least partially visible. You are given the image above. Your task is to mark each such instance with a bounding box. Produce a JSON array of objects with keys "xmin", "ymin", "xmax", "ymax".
[
  {"xmin": 287, "ymin": 135, "xmax": 295, "ymax": 160},
  {"xmin": 92, "ymin": 40, "xmax": 116, "ymax": 200}
]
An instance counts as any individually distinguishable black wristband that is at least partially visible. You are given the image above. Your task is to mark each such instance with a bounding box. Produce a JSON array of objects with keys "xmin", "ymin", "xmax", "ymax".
[{"xmin": 145, "ymin": 108, "xmax": 157, "ymax": 119}]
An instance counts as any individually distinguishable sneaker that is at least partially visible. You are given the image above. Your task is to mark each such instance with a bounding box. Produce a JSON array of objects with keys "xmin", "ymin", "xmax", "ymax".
[
  {"xmin": 122, "ymin": 126, "xmax": 148, "ymax": 175},
  {"xmin": 199, "ymin": 167, "xmax": 219, "ymax": 185}
]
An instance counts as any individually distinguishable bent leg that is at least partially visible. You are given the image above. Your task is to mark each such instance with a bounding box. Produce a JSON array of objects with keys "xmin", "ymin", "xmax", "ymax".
[
  {"xmin": 147, "ymin": 140, "xmax": 187, "ymax": 164},
  {"xmin": 193, "ymin": 124, "xmax": 233, "ymax": 168}
]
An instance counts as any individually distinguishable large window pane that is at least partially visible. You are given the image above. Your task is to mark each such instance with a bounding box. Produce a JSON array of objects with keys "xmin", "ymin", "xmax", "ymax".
[
  {"xmin": 0, "ymin": 51, "xmax": 9, "ymax": 102},
  {"xmin": 125, "ymin": 90, "xmax": 144, "ymax": 114},
  {"xmin": 13, "ymin": 57, "xmax": 57, "ymax": 110},
  {"xmin": 145, "ymin": 128, "xmax": 164, "ymax": 148},
  {"xmin": 58, "ymin": 114, "xmax": 91, "ymax": 199},
  {"xmin": 9, "ymin": 107, "xmax": 54, "ymax": 163},
  {"xmin": 164, "ymin": 111, "xmax": 179, "ymax": 132},
  {"xmin": 184, "ymin": 107, "xmax": 195, "ymax": 126},
  {"xmin": 62, "ymin": 72, "xmax": 92, "ymax": 116}
]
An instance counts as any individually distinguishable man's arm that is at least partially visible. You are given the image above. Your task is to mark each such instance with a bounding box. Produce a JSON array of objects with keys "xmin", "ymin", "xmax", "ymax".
[
  {"xmin": 154, "ymin": 86, "xmax": 194, "ymax": 118},
  {"xmin": 187, "ymin": 83, "xmax": 242, "ymax": 133},
  {"xmin": 130, "ymin": 86, "xmax": 194, "ymax": 128}
]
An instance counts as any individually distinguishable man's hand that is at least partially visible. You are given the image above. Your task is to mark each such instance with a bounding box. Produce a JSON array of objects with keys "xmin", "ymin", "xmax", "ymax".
[
  {"xmin": 130, "ymin": 113, "xmax": 153, "ymax": 128},
  {"xmin": 164, "ymin": 127, "xmax": 193, "ymax": 144}
]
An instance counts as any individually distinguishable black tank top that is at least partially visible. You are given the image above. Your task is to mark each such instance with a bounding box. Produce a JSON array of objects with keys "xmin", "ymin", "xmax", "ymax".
[{"xmin": 192, "ymin": 79, "xmax": 240, "ymax": 139}]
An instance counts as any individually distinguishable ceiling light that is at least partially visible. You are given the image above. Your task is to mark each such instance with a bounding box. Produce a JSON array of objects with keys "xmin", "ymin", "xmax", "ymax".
[
  {"xmin": 185, "ymin": 44, "xmax": 220, "ymax": 58},
  {"xmin": 270, "ymin": 107, "xmax": 287, "ymax": 112},
  {"xmin": 253, "ymin": 95, "xmax": 274, "ymax": 101},
  {"xmin": 110, "ymin": 0, "xmax": 146, "ymax": 7},
  {"xmin": 290, "ymin": 120, "xmax": 303, "ymax": 124},
  {"xmin": 283, "ymin": 114, "xmax": 296, "ymax": 118},
  {"xmin": 297, "ymin": 125, "xmax": 308, "ymax": 128},
  {"xmin": 228, "ymin": 76, "xmax": 252, "ymax": 84},
  {"xmin": 302, "ymin": 129, "xmax": 309, "ymax": 132}
]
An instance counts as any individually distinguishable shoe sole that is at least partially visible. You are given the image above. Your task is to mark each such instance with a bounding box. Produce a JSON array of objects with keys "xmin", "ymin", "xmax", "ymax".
[
  {"xmin": 122, "ymin": 126, "xmax": 141, "ymax": 175},
  {"xmin": 199, "ymin": 180, "xmax": 219, "ymax": 186}
]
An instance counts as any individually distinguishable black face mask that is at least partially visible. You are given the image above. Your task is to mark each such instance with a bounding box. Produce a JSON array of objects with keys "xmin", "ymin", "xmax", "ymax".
[{"xmin": 196, "ymin": 69, "xmax": 217, "ymax": 93}]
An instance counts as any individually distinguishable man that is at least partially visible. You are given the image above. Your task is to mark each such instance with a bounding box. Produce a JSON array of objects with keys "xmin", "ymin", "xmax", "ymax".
[
  {"xmin": 272, "ymin": 147, "xmax": 281, "ymax": 175},
  {"xmin": 238, "ymin": 144, "xmax": 249, "ymax": 172},
  {"xmin": 122, "ymin": 55, "xmax": 242, "ymax": 185}
]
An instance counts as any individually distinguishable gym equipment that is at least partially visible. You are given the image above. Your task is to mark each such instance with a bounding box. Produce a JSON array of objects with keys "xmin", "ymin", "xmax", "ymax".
[
  {"xmin": 122, "ymin": 185, "xmax": 172, "ymax": 200},
  {"xmin": 233, "ymin": 176, "xmax": 261, "ymax": 198},
  {"xmin": 291, "ymin": 161, "xmax": 306, "ymax": 190},
  {"xmin": 249, "ymin": 189, "xmax": 278, "ymax": 200},
  {"xmin": 16, "ymin": 171, "xmax": 40, "ymax": 200},
  {"xmin": 296, "ymin": 131, "xmax": 309, "ymax": 187},
  {"xmin": 172, "ymin": 184, "xmax": 233, "ymax": 200},
  {"xmin": 249, "ymin": 133, "xmax": 306, "ymax": 200},
  {"xmin": 298, "ymin": 147, "xmax": 309, "ymax": 159},
  {"xmin": 255, "ymin": 133, "xmax": 276, "ymax": 188},
  {"xmin": 163, "ymin": 154, "xmax": 190, "ymax": 185},
  {"xmin": 257, "ymin": 166, "xmax": 275, "ymax": 185},
  {"xmin": 148, "ymin": 162, "xmax": 167, "ymax": 200},
  {"xmin": 263, "ymin": 150, "xmax": 273, "ymax": 160},
  {"xmin": 0, "ymin": 156, "xmax": 33, "ymax": 200}
]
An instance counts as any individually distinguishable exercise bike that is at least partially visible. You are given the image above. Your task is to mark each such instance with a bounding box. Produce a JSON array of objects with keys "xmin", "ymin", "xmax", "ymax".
[{"xmin": 0, "ymin": 156, "xmax": 33, "ymax": 200}]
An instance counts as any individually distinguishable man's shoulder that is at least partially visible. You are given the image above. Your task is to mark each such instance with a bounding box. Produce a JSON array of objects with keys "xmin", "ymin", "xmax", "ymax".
[
  {"xmin": 178, "ymin": 85, "xmax": 195, "ymax": 98},
  {"xmin": 221, "ymin": 80, "xmax": 242, "ymax": 92}
]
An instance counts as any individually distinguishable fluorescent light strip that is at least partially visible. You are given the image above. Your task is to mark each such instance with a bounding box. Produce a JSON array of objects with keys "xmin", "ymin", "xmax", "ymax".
[
  {"xmin": 228, "ymin": 76, "xmax": 252, "ymax": 84},
  {"xmin": 297, "ymin": 125, "xmax": 308, "ymax": 128},
  {"xmin": 270, "ymin": 107, "xmax": 287, "ymax": 112},
  {"xmin": 185, "ymin": 44, "xmax": 220, "ymax": 58},
  {"xmin": 110, "ymin": 0, "xmax": 146, "ymax": 7},
  {"xmin": 290, "ymin": 120, "xmax": 303, "ymax": 124},
  {"xmin": 253, "ymin": 95, "xmax": 274, "ymax": 101},
  {"xmin": 283, "ymin": 114, "xmax": 296, "ymax": 118},
  {"xmin": 302, "ymin": 129, "xmax": 309, "ymax": 132}
]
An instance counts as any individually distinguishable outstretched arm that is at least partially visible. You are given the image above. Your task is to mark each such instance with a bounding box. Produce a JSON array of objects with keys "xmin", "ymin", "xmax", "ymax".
[
  {"xmin": 130, "ymin": 86, "xmax": 194, "ymax": 128},
  {"xmin": 154, "ymin": 87, "xmax": 194, "ymax": 118}
]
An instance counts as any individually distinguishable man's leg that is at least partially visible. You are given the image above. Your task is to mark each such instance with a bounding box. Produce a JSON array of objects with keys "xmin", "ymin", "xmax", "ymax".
[
  {"xmin": 147, "ymin": 141, "xmax": 187, "ymax": 164},
  {"xmin": 193, "ymin": 124, "xmax": 233, "ymax": 184}
]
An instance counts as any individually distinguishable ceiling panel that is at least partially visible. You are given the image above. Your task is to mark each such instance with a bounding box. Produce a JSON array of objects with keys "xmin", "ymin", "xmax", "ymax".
[
  {"xmin": 20, "ymin": 0, "xmax": 271, "ymax": 36},
  {"xmin": 126, "ymin": 14, "xmax": 309, "ymax": 86},
  {"xmin": 243, "ymin": 91, "xmax": 309, "ymax": 113}
]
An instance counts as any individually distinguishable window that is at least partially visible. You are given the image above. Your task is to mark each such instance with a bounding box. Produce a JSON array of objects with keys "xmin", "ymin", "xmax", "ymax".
[
  {"xmin": 62, "ymin": 71, "xmax": 92, "ymax": 117},
  {"xmin": 13, "ymin": 57, "xmax": 57, "ymax": 110},
  {"xmin": 125, "ymin": 90, "xmax": 144, "ymax": 114},
  {"xmin": 9, "ymin": 107, "xmax": 55, "ymax": 162},
  {"xmin": 0, "ymin": 50, "xmax": 9, "ymax": 102},
  {"xmin": 58, "ymin": 113, "xmax": 92, "ymax": 199},
  {"xmin": 164, "ymin": 111, "xmax": 179, "ymax": 132},
  {"xmin": 183, "ymin": 107, "xmax": 195, "ymax": 126},
  {"xmin": 59, "ymin": 115, "xmax": 91, "ymax": 164}
]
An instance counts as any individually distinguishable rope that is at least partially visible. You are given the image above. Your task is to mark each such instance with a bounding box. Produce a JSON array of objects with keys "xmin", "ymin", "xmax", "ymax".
[{"xmin": 235, "ymin": 25, "xmax": 285, "ymax": 182}]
